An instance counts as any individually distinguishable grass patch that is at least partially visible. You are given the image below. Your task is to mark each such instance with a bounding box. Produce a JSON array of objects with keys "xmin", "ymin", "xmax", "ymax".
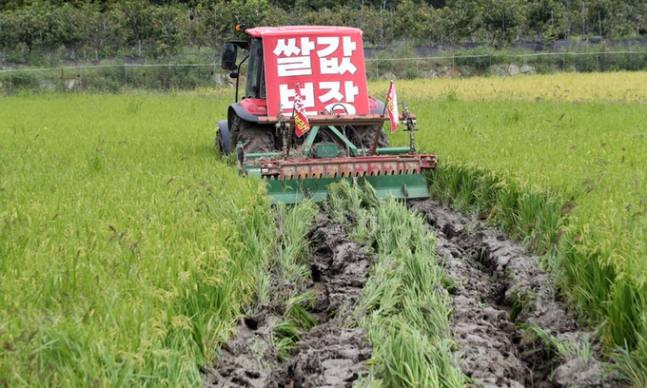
[{"xmin": 327, "ymin": 182, "xmax": 465, "ymax": 387}]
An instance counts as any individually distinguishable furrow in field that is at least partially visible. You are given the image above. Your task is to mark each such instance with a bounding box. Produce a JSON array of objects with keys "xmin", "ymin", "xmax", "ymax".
[
  {"xmin": 204, "ymin": 209, "xmax": 372, "ymax": 387},
  {"xmin": 411, "ymin": 200, "xmax": 621, "ymax": 387}
]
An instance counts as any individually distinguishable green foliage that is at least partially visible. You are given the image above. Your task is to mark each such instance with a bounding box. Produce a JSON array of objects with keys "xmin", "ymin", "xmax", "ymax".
[
  {"xmin": 0, "ymin": 62, "xmax": 222, "ymax": 94},
  {"xmin": 524, "ymin": 325, "xmax": 594, "ymax": 360},
  {"xmin": 527, "ymin": 0, "xmax": 567, "ymax": 42},
  {"xmin": 0, "ymin": 93, "xmax": 274, "ymax": 386},
  {"xmin": 429, "ymin": 164, "xmax": 565, "ymax": 253},
  {"xmin": 480, "ymin": 0, "xmax": 525, "ymax": 45},
  {"xmin": 271, "ymin": 291, "xmax": 318, "ymax": 360},
  {"xmin": 1, "ymin": 1, "xmax": 647, "ymax": 65}
]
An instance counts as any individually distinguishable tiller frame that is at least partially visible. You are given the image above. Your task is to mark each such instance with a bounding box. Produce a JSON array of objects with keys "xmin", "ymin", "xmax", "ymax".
[{"xmin": 238, "ymin": 110, "xmax": 436, "ymax": 204}]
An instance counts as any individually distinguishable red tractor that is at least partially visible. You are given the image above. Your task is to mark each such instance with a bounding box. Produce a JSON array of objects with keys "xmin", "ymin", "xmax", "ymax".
[{"xmin": 216, "ymin": 26, "xmax": 436, "ymax": 203}]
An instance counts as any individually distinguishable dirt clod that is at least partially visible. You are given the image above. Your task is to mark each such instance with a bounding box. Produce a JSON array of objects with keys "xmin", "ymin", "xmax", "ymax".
[
  {"xmin": 274, "ymin": 325, "xmax": 371, "ymax": 387},
  {"xmin": 205, "ymin": 313, "xmax": 281, "ymax": 387}
]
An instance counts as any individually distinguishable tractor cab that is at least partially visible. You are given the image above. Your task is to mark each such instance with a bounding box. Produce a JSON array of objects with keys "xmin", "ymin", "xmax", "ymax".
[
  {"xmin": 222, "ymin": 37, "xmax": 265, "ymax": 101},
  {"xmin": 221, "ymin": 26, "xmax": 375, "ymax": 116}
]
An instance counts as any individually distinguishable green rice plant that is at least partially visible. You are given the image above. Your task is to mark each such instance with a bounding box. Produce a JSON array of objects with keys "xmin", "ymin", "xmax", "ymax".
[
  {"xmin": 324, "ymin": 180, "xmax": 379, "ymax": 243},
  {"xmin": 271, "ymin": 292, "xmax": 318, "ymax": 361},
  {"xmin": 327, "ymin": 181, "xmax": 465, "ymax": 387},
  {"xmin": 614, "ymin": 331, "xmax": 647, "ymax": 387},
  {"xmin": 272, "ymin": 319, "xmax": 304, "ymax": 361},
  {"xmin": 427, "ymin": 164, "xmax": 566, "ymax": 253},
  {"xmin": 3, "ymin": 74, "xmax": 645, "ymax": 385},
  {"xmin": 0, "ymin": 93, "xmax": 272, "ymax": 386}
]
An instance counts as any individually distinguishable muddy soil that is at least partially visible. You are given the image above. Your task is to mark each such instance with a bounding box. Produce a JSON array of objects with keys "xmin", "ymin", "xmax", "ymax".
[
  {"xmin": 204, "ymin": 212, "xmax": 372, "ymax": 387},
  {"xmin": 411, "ymin": 200, "xmax": 621, "ymax": 388}
]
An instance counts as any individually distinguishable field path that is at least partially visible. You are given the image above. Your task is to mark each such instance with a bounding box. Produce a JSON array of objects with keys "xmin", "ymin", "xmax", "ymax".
[{"xmin": 412, "ymin": 200, "xmax": 619, "ymax": 387}]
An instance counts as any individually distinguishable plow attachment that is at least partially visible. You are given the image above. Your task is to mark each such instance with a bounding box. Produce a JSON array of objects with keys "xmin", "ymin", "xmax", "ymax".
[
  {"xmin": 247, "ymin": 153, "xmax": 437, "ymax": 204},
  {"xmin": 264, "ymin": 174, "xmax": 431, "ymax": 204},
  {"xmin": 233, "ymin": 109, "xmax": 436, "ymax": 204}
]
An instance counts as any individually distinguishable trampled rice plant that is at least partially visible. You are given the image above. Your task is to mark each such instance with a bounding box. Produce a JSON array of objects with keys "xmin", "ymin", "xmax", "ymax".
[
  {"xmin": 327, "ymin": 181, "xmax": 465, "ymax": 387},
  {"xmin": 270, "ymin": 202, "xmax": 318, "ymax": 296}
]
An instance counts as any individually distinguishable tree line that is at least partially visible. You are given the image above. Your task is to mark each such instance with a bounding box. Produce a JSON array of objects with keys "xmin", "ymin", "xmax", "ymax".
[{"xmin": 1, "ymin": 0, "xmax": 646, "ymax": 64}]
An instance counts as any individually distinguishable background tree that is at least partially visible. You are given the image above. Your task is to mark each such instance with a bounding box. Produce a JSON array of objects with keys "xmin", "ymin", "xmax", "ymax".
[
  {"xmin": 527, "ymin": 0, "xmax": 567, "ymax": 42},
  {"xmin": 480, "ymin": 0, "xmax": 524, "ymax": 46},
  {"xmin": 116, "ymin": 0, "xmax": 156, "ymax": 56},
  {"xmin": 1, "ymin": 0, "xmax": 647, "ymax": 64}
]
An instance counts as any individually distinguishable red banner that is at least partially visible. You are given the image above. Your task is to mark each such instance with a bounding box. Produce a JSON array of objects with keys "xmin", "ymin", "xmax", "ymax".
[{"xmin": 261, "ymin": 28, "xmax": 369, "ymax": 117}]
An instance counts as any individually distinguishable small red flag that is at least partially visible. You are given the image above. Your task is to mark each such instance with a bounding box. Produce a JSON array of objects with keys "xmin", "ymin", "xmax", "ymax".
[
  {"xmin": 293, "ymin": 84, "xmax": 310, "ymax": 137},
  {"xmin": 385, "ymin": 81, "xmax": 399, "ymax": 133}
]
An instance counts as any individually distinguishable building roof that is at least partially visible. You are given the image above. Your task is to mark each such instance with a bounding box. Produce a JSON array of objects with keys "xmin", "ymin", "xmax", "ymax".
[{"xmin": 246, "ymin": 26, "xmax": 362, "ymax": 38}]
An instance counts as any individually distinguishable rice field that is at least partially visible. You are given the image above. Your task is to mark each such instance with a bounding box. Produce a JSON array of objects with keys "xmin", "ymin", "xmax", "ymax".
[
  {"xmin": 384, "ymin": 74, "xmax": 647, "ymax": 382},
  {"xmin": 372, "ymin": 71, "xmax": 647, "ymax": 102},
  {"xmin": 1, "ymin": 71, "xmax": 646, "ymax": 385},
  {"xmin": 0, "ymin": 94, "xmax": 272, "ymax": 385}
]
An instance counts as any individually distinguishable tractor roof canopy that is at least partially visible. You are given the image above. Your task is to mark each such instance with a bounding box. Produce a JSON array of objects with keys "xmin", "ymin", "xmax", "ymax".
[
  {"xmin": 246, "ymin": 26, "xmax": 369, "ymax": 117},
  {"xmin": 246, "ymin": 26, "xmax": 362, "ymax": 38}
]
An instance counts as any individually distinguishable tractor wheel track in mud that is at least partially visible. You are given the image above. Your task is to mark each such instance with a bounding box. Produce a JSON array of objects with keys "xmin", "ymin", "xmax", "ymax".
[
  {"xmin": 206, "ymin": 199, "xmax": 620, "ymax": 388},
  {"xmin": 204, "ymin": 211, "xmax": 373, "ymax": 388},
  {"xmin": 411, "ymin": 200, "xmax": 620, "ymax": 388}
]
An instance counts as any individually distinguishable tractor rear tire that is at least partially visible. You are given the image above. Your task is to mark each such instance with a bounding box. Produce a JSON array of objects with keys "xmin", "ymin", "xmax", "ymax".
[
  {"xmin": 352, "ymin": 124, "xmax": 389, "ymax": 149},
  {"xmin": 230, "ymin": 116, "xmax": 275, "ymax": 153},
  {"xmin": 215, "ymin": 120, "xmax": 231, "ymax": 154}
]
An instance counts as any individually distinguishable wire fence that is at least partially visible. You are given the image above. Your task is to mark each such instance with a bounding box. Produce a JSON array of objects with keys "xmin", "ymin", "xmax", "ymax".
[
  {"xmin": 364, "ymin": 50, "xmax": 647, "ymax": 79},
  {"xmin": 1, "ymin": 50, "xmax": 646, "ymax": 93},
  {"xmin": 0, "ymin": 62, "xmax": 217, "ymax": 74},
  {"xmin": 364, "ymin": 49, "xmax": 647, "ymax": 61}
]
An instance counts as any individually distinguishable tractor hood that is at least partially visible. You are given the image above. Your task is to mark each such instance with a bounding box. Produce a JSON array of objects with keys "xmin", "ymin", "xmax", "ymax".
[{"xmin": 246, "ymin": 26, "xmax": 369, "ymax": 117}]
